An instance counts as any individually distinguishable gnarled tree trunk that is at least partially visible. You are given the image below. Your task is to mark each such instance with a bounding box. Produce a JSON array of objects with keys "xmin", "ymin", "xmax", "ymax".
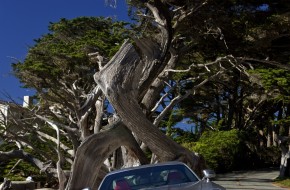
[
  {"xmin": 65, "ymin": 38, "xmax": 205, "ymax": 190},
  {"xmin": 65, "ymin": 120, "xmax": 149, "ymax": 190},
  {"xmin": 95, "ymin": 39, "xmax": 203, "ymax": 163},
  {"xmin": 65, "ymin": 1, "xmax": 205, "ymax": 189}
]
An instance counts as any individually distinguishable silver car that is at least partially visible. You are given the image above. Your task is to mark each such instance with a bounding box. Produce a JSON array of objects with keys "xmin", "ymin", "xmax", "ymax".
[{"xmin": 98, "ymin": 161, "xmax": 226, "ymax": 190}]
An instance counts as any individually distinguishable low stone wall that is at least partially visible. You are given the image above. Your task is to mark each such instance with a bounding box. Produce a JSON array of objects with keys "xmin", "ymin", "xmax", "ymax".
[
  {"xmin": 10, "ymin": 181, "xmax": 35, "ymax": 190},
  {"xmin": 0, "ymin": 180, "xmax": 56, "ymax": 190}
]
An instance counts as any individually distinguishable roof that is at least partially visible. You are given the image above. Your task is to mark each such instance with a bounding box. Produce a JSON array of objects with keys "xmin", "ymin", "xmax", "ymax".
[{"xmin": 0, "ymin": 99, "xmax": 19, "ymax": 106}]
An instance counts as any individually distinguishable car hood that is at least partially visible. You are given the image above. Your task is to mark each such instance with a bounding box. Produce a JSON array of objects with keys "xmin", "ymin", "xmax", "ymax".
[{"xmin": 144, "ymin": 180, "xmax": 225, "ymax": 190}]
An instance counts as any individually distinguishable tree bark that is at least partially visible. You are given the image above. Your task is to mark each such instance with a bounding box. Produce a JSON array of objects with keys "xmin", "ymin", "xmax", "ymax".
[
  {"xmin": 94, "ymin": 39, "xmax": 204, "ymax": 171},
  {"xmin": 278, "ymin": 136, "xmax": 290, "ymax": 177},
  {"xmin": 279, "ymin": 151, "xmax": 290, "ymax": 177},
  {"xmin": 65, "ymin": 121, "xmax": 148, "ymax": 190},
  {"xmin": 0, "ymin": 178, "xmax": 11, "ymax": 190}
]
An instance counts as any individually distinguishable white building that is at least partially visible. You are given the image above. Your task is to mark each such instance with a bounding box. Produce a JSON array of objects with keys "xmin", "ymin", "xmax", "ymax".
[
  {"xmin": 0, "ymin": 96, "xmax": 32, "ymax": 145},
  {"xmin": 0, "ymin": 100, "xmax": 10, "ymax": 145},
  {"xmin": 0, "ymin": 101, "xmax": 9, "ymax": 124}
]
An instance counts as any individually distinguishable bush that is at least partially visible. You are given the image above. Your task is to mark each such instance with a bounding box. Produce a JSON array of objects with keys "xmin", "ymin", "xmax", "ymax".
[{"xmin": 183, "ymin": 129, "xmax": 242, "ymax": 172}]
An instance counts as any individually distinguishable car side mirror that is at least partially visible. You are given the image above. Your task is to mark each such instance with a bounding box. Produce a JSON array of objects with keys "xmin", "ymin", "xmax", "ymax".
[{"xmin": 202, "ymin": 169, "xmax": 216, "ymax": 182}]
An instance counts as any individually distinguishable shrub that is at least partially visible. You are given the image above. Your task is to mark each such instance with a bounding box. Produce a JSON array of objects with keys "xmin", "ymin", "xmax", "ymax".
[{"xmin": 183, "ymin": 129, "xmax": 242, "ymax": 172}]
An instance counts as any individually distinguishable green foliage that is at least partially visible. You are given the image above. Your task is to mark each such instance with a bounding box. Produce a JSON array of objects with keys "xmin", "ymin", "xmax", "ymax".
[
  {"xmin": 183, "ymin": 129, "xmax": 241, "ymax": 172},
  {"xmin": 274, "ymin": 177, "xmax": 290, "ymax": 188},
  {"xmin": 1, "ymin": 159, "xmax": 44, "ymax": 181},
  {"xmin": 173, "ymin": 129, "xmax": 199, "ymax": 144},
  {"xmin": 164, "ymin": 110, "xmax": 185, "ymax": 136},
  {"xmin": 250, "ymin": 68, "xmax": 290, "ymax": 102},
  {"xmin": 12, "ymin": 17, "xmax": 129, "ymax": 92},
  {"xmin": 0, "ymin": 142, "xmax": 18, "ymax": 151},
  {"xmin": 0, "ymin": 144, "xmax": 27, "ymax": 180},
  {"xmin": 0, "ymin": 124, "xmax": 69, "ymax": 178},
  {"xmin": 254, "ymin": 69, "xmax": 290, "ymax": 90}
]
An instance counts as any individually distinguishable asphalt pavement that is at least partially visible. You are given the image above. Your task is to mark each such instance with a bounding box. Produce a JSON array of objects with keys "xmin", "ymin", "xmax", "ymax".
[{"xmin": 214, "ymin": 168, "xmax": 290, "ymax": 190}]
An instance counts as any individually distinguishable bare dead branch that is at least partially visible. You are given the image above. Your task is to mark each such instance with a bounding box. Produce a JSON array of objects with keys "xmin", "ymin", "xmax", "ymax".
[
  {"xmin": 238, "ymin": 57, "xmax": 290, "ymax": 70},
  {"xmin": 165, "ymin": 55, "xmax": 232, "ymax": 73}
]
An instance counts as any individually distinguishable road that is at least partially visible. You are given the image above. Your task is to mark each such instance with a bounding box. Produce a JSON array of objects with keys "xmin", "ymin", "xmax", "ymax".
[{"xmin": 214, "ymin": 168, "xmax": 290, "ymax": 190}]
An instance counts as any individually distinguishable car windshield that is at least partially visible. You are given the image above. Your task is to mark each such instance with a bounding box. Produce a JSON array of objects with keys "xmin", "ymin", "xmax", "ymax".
[{"xmin": 99, "ymin": 163, "xmax": 199, "ymax": 190}]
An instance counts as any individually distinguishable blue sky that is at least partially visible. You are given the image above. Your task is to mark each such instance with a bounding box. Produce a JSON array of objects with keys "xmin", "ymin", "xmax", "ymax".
[{"xmin": 0, "ymin": 0, "xmax": 129, "ymax": 103}]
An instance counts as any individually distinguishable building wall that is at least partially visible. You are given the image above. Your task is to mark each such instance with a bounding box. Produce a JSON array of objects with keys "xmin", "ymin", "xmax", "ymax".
[
  {"xmin": 0, "ymin": 103, "xmax": 9, "ymax": 123},
  {"xmin": 0, "ymin": 103, "xmax": 9, "ymax": 145},
  {"xmin": 0, "ymin": 97, "xmax": 32, "ymax": 145}
]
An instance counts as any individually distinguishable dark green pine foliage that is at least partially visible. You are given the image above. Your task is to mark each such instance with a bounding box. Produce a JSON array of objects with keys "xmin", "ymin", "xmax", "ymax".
[{"xmin": 13, "ymin": 17, "xmax": 130, "ymax": 96}]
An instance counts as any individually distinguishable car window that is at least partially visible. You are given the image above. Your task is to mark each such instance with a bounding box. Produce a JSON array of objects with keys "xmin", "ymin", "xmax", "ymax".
[{"xmin": 99, "ymin": 164, "xmax": 199, "ymax": 190}]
